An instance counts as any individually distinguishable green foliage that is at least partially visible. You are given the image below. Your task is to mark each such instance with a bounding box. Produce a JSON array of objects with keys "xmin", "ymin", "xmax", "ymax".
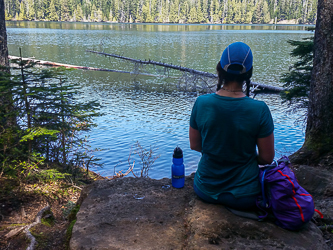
[
  {"xmin": 4, "ymin": 0, "xmax": 318, "ymax": 24},
  {"xmin": 20, "ymin": 127, "xmax": 59, "ymax": 142},
  {"xmin": 61, "ymin": 200, "xmax": 76, "ymax": 218},
  {"xmin": 41, "ymin": 210, "xmax": 55, "ymax": 227},
  {"xmin": 0, "ymin": 56, "xmax": 101, "ymax": 184},
  {"xmin": 280, "ymin": 35, "xmax": 314, "ymax": 109}
]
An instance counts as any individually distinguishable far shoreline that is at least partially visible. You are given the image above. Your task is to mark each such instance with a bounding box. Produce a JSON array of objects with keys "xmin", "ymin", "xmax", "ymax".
[{"xmin": 5, "ymin": 19, "xmax": 316, "ymax": 27}]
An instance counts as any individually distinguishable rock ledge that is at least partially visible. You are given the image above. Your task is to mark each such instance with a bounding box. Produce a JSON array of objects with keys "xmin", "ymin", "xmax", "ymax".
[{"xmin": 70, "ymin": 174, "xmax": 329, "ymax": 250}]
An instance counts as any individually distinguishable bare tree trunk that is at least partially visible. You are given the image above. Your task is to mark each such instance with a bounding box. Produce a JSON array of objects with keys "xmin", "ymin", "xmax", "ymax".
[
  {"xmin": 291, "ymin": 0, "xmax": 333, "ymax": 165},
  {"xmin": 0, "ymin": 0, "xmax": 9, "ymax": 72}
]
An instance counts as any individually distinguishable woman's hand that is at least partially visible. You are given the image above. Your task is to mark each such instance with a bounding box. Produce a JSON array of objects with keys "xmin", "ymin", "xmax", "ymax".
[{"xmin": 189, "ymin": 126, "xmax": 202, "ymax": 152}]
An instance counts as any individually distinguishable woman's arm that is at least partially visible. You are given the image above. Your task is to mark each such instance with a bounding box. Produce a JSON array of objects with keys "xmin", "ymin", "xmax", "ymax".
[
  {"xmin": 257, "ymin": 132, "xmax": 275, "ymax": 165},
  {"xmin": 189, "ymin": 126, "xmax": 202, "ymax": 152}
]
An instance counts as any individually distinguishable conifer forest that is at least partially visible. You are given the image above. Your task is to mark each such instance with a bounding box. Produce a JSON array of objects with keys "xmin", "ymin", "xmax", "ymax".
[{"xmin": 4, "ymin": 0, "xmax": 317, "ymax": 24}]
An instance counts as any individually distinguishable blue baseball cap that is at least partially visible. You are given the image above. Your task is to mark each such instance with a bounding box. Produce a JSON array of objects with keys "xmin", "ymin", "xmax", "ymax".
[{"xmin": 220, "ymin": 42, "xmax": 253, "ymax": 74}]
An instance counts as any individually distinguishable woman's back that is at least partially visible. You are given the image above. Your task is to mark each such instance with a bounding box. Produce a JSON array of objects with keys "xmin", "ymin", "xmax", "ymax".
[{"xmin": 189, "ymin": 42, "xmax": 275, "ymax": 209}]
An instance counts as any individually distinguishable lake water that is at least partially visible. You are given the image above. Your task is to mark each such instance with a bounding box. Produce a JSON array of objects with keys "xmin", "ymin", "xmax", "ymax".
[{"xmin": 6, "ymin": 21, "xmax": 314, "ymax": 179}]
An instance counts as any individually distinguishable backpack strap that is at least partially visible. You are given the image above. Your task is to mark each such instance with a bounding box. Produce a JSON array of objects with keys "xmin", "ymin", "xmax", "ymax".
[
  {"xmin": 257, "ymin": 161, "xmax": 277, "ymax": 220},
  {"xmin": 261, "ymin": 169, "xmax": 268, "ymax": 207},
  {"xmin": 256, "ymin": 169, "xmax": 269, "ymax": 220},
  {"xmin": 315, "ymin": 209, "xmax": 324, "ymax": 218}
]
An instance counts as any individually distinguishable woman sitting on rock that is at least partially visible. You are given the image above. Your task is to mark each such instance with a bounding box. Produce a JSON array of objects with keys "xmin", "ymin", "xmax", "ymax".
[{"xmin": 189, "ymin": 42, "xmax": 275, "ymax": 210}]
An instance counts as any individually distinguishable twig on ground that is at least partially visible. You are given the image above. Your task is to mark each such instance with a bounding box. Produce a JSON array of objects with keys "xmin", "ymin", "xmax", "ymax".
[
  {"xmin": 5, "ymin": 226, "xmax": 27, "ymax": 239},
  {"xmin": 113, "ymin": 161, "xmax": 136, "ymax": 178},
  {"xmin": 70, "ymin": 178, "xmax": 82, "ymax": 190},
  {"xmin": 128, "ymin": 146, "xmax": 138, "ymax": 178},
  {"xmin": 24, "ymin": 205, "xmax": 51, "ymax": 250}
]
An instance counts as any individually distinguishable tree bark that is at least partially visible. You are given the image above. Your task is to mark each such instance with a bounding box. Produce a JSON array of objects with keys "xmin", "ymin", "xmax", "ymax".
[
  {"xmin": 0, "ymin": 0, "xmax": 9, "ymax": 71},
  {"xmin": 291, "ymin": 0, "xmax": 333, "ymax": 165}
]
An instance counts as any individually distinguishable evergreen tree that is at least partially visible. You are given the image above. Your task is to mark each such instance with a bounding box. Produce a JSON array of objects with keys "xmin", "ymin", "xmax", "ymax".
[
  {"xmin": 233, "ymin": 0, "xmax": 242, "ymax": 23},
  {"xmin": 197, "ymin": 0, "xmax": 204, "ymax": 23},
  {"xmin": 179, "ymin": 0, "xmax": 189, "ymax": 22},
  {"xmin": 2, "ymin": 60, "xmax": 101, "ymax": 165},
  {"xmin": 5, "ymin": 9, "xmax": 13, "ymax": 20},
  {"xmin": 280, "ymin": 36, "xmax": 314, "ymax": 109},
  {"xmin": 262, "ymin": 1, "xmax": 270, "ymax": 23},
  {"xmin": 169, "ymin": 0, "xmax": 180, "ymax": 22},
  {"xmin": 91, "ymin": 3, "xmax": 97, "ymax": 21},
  {"xmin": 3, "ymin": 0, "xmax": 319, "ymax": 23},
  {"xmin": 290, "ymin": 0, "xmax": 333, "ymax": 164},
  {"xmin": 18, "ymin": 1, "xmax": 27, "ymax": 20},
  {"xmin": 189, "ymin": 6, "xmax": 198, "ymax": 22},
  {"xmin": 48, "ymin": 0, "xmax": 59, "ymax": 20},
  {"xmin": 27, "ymin": 0, "xmax": 35, "ymax": 20},
  {"xmin": 60, "ymin": 0, "xmax": 70, "ymax": 21}
]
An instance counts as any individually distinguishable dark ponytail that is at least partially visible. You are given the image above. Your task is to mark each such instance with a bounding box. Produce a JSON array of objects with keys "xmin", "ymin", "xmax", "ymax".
[
  {"xmin": 246, "ymin": 79, "xmax": 251, "ymax": 97},
  {"xmin": 216, "ymin": 62, "xmax": 253, "ymax": 95}
]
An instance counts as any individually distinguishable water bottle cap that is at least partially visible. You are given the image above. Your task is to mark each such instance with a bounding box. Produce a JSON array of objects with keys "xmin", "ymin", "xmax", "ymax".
[{"xmin": 173, "ymin": 146, "xmax": 183, "ymax": 158}]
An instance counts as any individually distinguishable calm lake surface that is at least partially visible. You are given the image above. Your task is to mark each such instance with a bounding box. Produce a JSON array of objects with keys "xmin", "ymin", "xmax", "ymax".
[{"xmin": 6, "ymin": 21, "xmax": 314, "ymax": 179}]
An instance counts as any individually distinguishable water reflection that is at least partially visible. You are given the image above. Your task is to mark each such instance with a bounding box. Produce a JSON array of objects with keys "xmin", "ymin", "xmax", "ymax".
[{"xmin": 6, "ymin": 21, "xmax": 314, "ymax": 32}]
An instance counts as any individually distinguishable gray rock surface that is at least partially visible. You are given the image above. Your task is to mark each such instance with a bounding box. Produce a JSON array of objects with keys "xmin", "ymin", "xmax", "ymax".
[{"xmin": 70, "ymin": 174, "xmax": 329, "ymax": 250}]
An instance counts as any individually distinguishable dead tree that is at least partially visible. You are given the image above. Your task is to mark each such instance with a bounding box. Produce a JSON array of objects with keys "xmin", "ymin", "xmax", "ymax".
[{"xmin": 86, "ymin": 50, "xmax": 285, "ymax": 93}]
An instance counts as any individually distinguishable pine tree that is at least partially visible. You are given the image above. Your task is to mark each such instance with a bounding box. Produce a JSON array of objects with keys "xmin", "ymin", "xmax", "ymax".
[
  {"xmin": 180, "ymin": 0, "xmax": 189, "ymax": 22},
  {"xmin": 262, "ymin": 1, "xmax": 270, "ymax": 23},
  {"xmin": 27, "ymin": 0, "xmax": 35, "ymax": 20},
  {"xmin": 18, "ymin": 1, "xmax": 28, "ymax": 20},
  {"xmin": 36, "ymin": 0, "xmax": 45, "ymax": 20},
  {"xmin": 233, "ymin": 0, "xmax": 242, "ymax": 23},
  {"xmin": 3, "ymin": 60, "xmax": 101, "ymax": 165},
  {"xmin": 197, "ymin": 0, "xmax": 204, "ymax": 23},
  {"xmin": 280, "ymin": 36, "xmax": 314, "ymax": 109},
  {"xmin": 169, "ymin": 0, "xmax": 180, "ymax": 22},
  {"xmin": 60, "ymin": 0, "xmax": 70, "ymax": 21},
  {"xmin": 91, "ymin": 4, "xmax": 97, "ymax": 21},
  {"xmin": 189, "ymin": 6, "xmax": 198, "ymax": 22},
  {"xmin": 48, "ymin": 0, "xmax": 59, "ymax": 21},
  {"xmin": 76, "ymin": 4, "xmax": 83, "ymax": 21},
  {"xmin": 5, "ymin": 10, "xmax": 13, "ymax": 20}
]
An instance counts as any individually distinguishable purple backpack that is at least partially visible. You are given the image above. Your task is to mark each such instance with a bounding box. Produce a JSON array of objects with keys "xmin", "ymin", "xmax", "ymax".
[{"xmin": 257, "ymin": 156, "xmax": 322, "ymax": 230}]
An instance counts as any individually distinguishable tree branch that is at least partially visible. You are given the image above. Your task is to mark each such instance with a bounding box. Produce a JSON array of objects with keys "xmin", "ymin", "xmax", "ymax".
[
  {"xmin": 86, "ymin": 50, "xmax": 285, "ymax": 93},
  {"xmin": 25, "ymin": 205, "xmax": 51, "ymax": 250}
]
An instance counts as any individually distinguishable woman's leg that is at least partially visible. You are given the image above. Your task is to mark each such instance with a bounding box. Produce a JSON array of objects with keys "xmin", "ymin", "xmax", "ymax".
[
  {"xmin": 193, "ymin": 183, "xmax": 257, "ymax": 210},
  {"xmin": 216, "ymin": 192, "xmax": 257, "ymax": 210},
  {"xmin": 193, "ymin": 183, "xmax": 220, "ymax": 204}
]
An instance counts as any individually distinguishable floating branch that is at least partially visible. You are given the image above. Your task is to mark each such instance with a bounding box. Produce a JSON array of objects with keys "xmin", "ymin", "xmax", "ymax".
[
  {"xmin": 9, "ymin": 55, "xmax": 284, "ymax": 93},
  {"xmin": 86, "ymin": 50, "xmax": 285, "ymax": 93},
  {"xmin": 86, "ymin": 50, "xmax": 217, "ymax": 78},
  {"xmin": 8, "ymin": 55, "xmax": 160, "ymax": 77}
]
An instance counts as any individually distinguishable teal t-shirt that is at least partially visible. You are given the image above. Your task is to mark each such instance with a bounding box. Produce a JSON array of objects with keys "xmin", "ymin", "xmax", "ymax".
[{"xmin": 190, "ymin": 94, "xmax": 274, "ymax": 199}]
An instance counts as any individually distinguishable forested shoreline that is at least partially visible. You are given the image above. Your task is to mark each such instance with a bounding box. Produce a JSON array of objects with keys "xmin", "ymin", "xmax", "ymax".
[{"xmin": 4, "ymin": 0, "xmax": 317, "ymax": 24}]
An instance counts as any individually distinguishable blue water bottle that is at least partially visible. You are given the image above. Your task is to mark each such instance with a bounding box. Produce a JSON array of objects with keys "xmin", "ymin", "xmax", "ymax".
[{"xmin": 172, "ymin": 146, "xmax": 185, "ymax": 188}]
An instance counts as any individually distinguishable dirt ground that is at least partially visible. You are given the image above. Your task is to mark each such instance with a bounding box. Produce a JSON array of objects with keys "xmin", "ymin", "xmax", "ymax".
[{"xmin": 0, "ymin": 173, "xmax": 101, "ymax": 250}]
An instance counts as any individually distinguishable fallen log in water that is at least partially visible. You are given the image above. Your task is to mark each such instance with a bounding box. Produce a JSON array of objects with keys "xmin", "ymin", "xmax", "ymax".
[
  {"xmin": 8, "ymin": 55, "xmax": 158, "ymax": 77},
  {"xmin": 86, "ymin": 50, "xmax": 285, "ymax": 93},
  {"xmin": 9, "ymin": 55, "xmax": 284, "ymax": 93}
]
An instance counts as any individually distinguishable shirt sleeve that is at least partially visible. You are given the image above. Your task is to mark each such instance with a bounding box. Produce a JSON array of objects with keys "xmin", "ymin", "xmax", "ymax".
[
  {"xmin": 190, "ymin": 99, "xmax": 199, "ymax": 130},
  {"xmin": 258, "ymin": 103, "xmax": 274, "ymax": 138}
]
